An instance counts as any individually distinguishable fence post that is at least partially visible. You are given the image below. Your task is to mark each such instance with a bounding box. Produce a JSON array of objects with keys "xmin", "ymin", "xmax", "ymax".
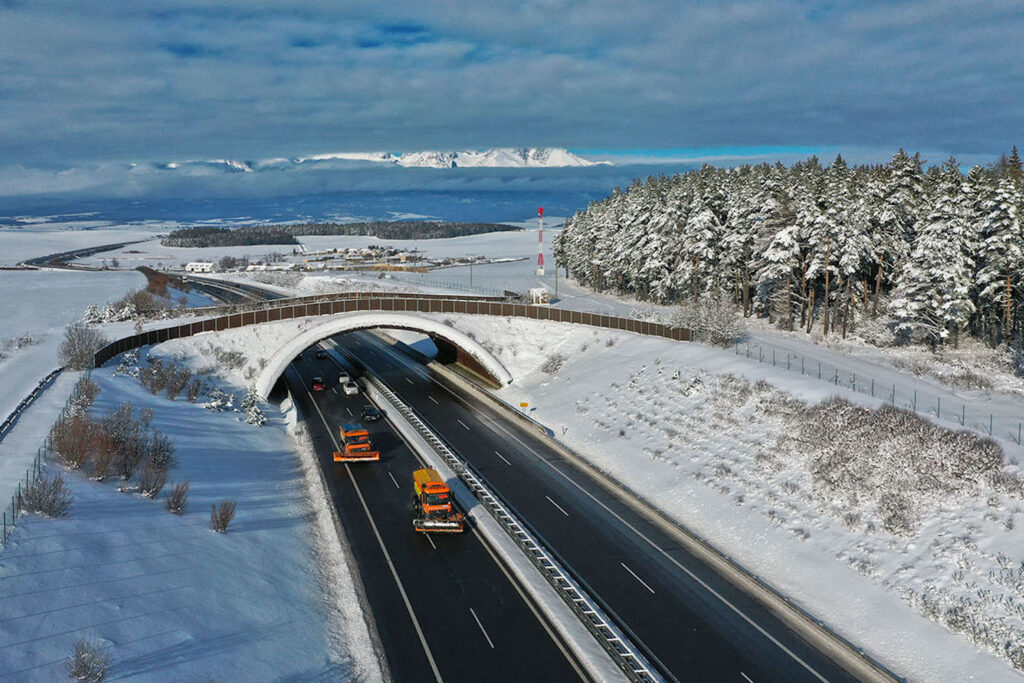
[
  {"xmin": 818, "ymin": 362, "xmax": 821, "ymax": 379},
  {"xmin": 833, "ymin": 370, "xmax": 839, "ymax": 385},
  {"xmin": 759, "ymin": 348, "xmax": 763, "ymax": 363},
  {"xmin": 801, "ymin": 357, "xmax": 804, "ymax": 375},
  {"xmin": 787, "ymin": 353, "xmax": 791, "ymax": 370},
  {"xmin": 870, "ymin": 378, "xmax": 874, "ymax": 397},
  {"xmin": 772, "ymin": 350, "xmax": 776, "ymax": 367},
  {"xmin": 961, "ymin": 405, "xmax": 966, "ymax": 426},
  {"xmin": 852, "ymin": 373, "xmax": 856, "ymax": 392},
  {"xmin": 913, "ymin": 390, "xmax": 917, "ymax": 411},
  {"xmin": 989, "ymin": 414, "xmax": 994, "ymax": 435},
  {"xmin": 937, "ymin": 397, "xmax": 941, "ymax": 418},
  {"xmin": 891, "ymin": 384, "xmax": 896, "ymax": 404},
  {"xmin": 1018, "ymin": 423, "xmax": 1022, "ymax": 445}
]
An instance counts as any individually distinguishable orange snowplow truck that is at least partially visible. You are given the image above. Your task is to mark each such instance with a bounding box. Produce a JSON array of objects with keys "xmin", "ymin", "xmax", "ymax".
[
  {"xmin": 412, "ymin": 468, "xmax": 465, "ymax": 533},
  {"xmin": 334, "ymin": 423, "xmax": 379, "ymax": 462}
]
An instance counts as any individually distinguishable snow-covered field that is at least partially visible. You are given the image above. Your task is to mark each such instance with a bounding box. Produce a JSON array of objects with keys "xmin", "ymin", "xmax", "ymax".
[
  {"xmin": 0, "ymin": 269, "xmax": 144, "ymax": 420},
  {"xmin": 0, "ymin": 348, "xmax": 381, "ymax": 681},
  {"xmin": 0, "ymin": 226, "xmax": 165, "ymax": 266}
]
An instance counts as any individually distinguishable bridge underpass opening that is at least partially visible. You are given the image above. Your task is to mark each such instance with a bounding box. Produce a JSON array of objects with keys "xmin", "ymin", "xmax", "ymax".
[{"xmin": 254, "ymin": 312, "xmax": 513, "ymax": 399}]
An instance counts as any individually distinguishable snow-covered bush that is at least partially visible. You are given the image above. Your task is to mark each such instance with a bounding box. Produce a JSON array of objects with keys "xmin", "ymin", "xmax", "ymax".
[
  {"xmin": 114, "ymin": 350, "xmax": 139, "ymax": 377},
  {"xmin": 65, "ymin": 636, "xmax": 109, "ymax": 682},
  {"xmin": 239, "ymin": 386, "xmax": 267, "ymax": 426},
  {"xmin": 671, "ymin": 296, "xmax": 743, "ymax": 347},
  {"xmin": 21, "ymin": 473, "xmax": 72, "ymax": 517},
  {"xmin": 210, "ymin": 500, "xmax": 237, "ymax": 533},
  {"xmin": 203, "ymin": 388, "xmax": 235, "ymax": 412}
]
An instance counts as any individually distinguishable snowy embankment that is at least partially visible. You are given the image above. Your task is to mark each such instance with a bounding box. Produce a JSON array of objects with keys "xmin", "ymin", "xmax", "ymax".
[
  {"xmin": 0, "ymin": 346, "xmax": 382, "ymax": 680},
  {"xmin": 432, "ymin": 315, "xmax": 1024, "ymax": 682}
]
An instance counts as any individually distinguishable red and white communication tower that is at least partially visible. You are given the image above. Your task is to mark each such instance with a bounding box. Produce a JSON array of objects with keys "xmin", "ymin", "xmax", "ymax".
[{"xmin": 535, "ymin": 206, "xmax": 545, "ymax": 276}]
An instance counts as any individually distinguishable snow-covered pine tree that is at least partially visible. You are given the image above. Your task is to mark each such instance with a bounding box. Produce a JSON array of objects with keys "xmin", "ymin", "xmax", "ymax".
[
  {"xmin": 976, "ymin": 176, "xmax": 1024, "ymax": 342},
  {"xmin": 890, "ymin": 158, "xmax": 974, "ymax": 347},
  {"xmin": 873, "ymin": 149, "xmax": 924, "ymax": 315}
]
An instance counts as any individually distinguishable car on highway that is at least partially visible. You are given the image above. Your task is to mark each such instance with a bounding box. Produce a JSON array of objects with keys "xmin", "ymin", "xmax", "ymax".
[
  {"xmin": 338, "ymin": 372, "xmax": 351, "ymax": 384},
  {"xmin": 311, "ymin": 376, "xmax": 326, "ymax": 392},
  {"xmin": 361, "ymin": 405, "xmax": 383, "ymax": 422},
  {"xmin": 316, "ymin": 349, "xmax": 329, "ymax": 359},
  {"xmin": 342, "ymin": 380, "xmax": 359, "ymax": 396}
]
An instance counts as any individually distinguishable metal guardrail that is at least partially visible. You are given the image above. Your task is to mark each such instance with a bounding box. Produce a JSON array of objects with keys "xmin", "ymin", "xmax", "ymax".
[
  {"xmin": 1, "ymin": 369, "xmax": 88, "ymax": 548},
  {"xmin": 0, "ymin": 368, "xmax": 62, "ymax": 445},
  {"xmin": 365, "ymin": 372, "xmax": 663, "ymax": 683}
]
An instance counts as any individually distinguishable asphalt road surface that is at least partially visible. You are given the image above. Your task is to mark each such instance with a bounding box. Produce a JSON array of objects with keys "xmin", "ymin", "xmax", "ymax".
[
  {"xmin": 333, "ymin": 331, "xmax": 860, "ymax": 683},
  {"xmin": 280, "ymin": 349, "xmax": 585, "ymax": 683}
]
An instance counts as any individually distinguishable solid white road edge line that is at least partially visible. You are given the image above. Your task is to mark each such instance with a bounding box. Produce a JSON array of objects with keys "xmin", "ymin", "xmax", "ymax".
[{"xmin": 387, "ymin": 470, "xmax": 400, "ymax": 489}]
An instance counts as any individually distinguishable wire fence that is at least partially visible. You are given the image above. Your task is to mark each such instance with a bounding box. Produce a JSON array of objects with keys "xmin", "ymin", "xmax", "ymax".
[
  {"xmin": 734, "ymin": 341, "xmax": 1024, "ymax": 445},
  {"xmin": 1, "ymin": 369, "xmax": 90, "ymax": 547}
]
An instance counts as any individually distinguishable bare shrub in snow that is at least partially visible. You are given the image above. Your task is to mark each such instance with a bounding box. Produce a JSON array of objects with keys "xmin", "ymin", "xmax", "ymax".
[
  {"xmin": 137, "ymin": 461, "xmax": 167, "ymax": 498},
  {"xmin": 165, "ymin": 366, "xmax": 192, "ymax": 400},
  {"xmin": 50, "ymin": 416, "xmax": 92, "ymax": 470},
  {"xmin": 144, "ymin": 431, "xmax": 176, "ymax": 472},
  {"xmin": 65, "ymin": 636, "xmax": 109, "ymax": 682},
  {"xmin": 210, "ymin": 500, "xmax": 237, "ymax": 533},
  {"xmin": 541, "ymin": 352, "xmax": 567, "ymax": 375},
  {"xmin": 21, "ymin": 473, "xmax": 72, "ymax": 517},
  {"xmin": 186, "ymin": 378, "xmax": 203, "ymax": 402},
  {"xmin": 166, "ymin": 481, "xmax": 190, "ymax": 515},
  {"xmin": 210, "ymin": 346, "xmax": 246, "ymax": 369},
  {"xmin": 59, "ymin": 322, "xmax": 107, "ymax": 370},
  {"xmin": 69, "ymin": 378, "xmax": 100, "ymax": 415},
  {"xmin": 786, "ymin": 397, "xmax": 1021, "ymax": 535}
]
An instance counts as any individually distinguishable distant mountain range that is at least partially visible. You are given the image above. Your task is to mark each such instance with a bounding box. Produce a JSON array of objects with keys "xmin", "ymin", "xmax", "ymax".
[{"xmin": 155, "ymin": 148, "xmax": 611, "ymax": 174}]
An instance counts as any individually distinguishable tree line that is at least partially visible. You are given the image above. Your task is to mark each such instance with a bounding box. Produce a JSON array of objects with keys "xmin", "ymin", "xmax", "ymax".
[
  {"xmin": 161, "ymin": 221, "xmax": 520, "ymax": 247},
  {"xmin": 554, "ymin": 147, "xmax": 1024, "ymax": 350}
]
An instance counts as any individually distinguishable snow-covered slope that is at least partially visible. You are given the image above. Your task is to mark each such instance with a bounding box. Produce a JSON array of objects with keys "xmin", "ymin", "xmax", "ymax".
[{"xmin": 155, "ymin": 148, "xmax": 609, "ymax": 174}]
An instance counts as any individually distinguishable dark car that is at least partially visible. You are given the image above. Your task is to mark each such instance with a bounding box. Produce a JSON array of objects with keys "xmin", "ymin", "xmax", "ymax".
[
  {"xmin": 361, "ymin": 405, "xmax": 383, "ymax": 422},
  {"xmin": 315, "ymin": 349, "xmax": 328, "ymax": 359},
  {"xmin": 311, "ymin": 376, "xmax": 326, "ymax": 392}
]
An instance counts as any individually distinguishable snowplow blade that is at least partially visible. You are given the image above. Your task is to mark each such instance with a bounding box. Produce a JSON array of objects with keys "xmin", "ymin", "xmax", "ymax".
[
  {"xmin": 414, "ymin": 516, "xmax": 465, "ymax": 534},
  {"xmin": 333, "ymin": 450, "xmax": 380, "ymax": 463}
]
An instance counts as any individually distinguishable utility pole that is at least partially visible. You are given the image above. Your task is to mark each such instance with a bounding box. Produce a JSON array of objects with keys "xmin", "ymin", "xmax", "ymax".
[{"xmin": 535, "ymin": 207, "xmax": 545, "ymax": 276}]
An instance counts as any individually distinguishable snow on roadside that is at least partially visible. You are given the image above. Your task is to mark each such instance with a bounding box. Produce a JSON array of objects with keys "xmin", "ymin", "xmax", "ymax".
[
  {"xmin": 439, "ymin": 314, "xmax": 1024, "ymax": 682},
  {"xmin": 0, "ymin": 355, "xmax": 382, "ymax": 681}
]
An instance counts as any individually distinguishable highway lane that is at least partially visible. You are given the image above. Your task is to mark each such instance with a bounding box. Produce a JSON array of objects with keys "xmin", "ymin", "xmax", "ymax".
[
  {"xmin": 281, "ymin": 351, "xmax": 585, "ymax": 683},
  {"xmin": 335, "ymin": 331, "xmax": 861, "ymax": 683}
]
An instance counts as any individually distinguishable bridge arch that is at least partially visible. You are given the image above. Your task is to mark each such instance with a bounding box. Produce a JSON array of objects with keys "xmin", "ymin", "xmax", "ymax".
[{"xmin": 254, "ymin": 311, "xmax": 512, "ymax": 398}]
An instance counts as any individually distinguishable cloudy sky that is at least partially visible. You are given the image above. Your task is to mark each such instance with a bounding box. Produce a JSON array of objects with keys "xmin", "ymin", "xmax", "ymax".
[{"xmin": 0, "ymin": 0, "xmax": 1021, "ymax": 198}]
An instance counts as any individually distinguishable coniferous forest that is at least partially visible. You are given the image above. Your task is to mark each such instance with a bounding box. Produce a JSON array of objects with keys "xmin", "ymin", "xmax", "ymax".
[{"xmin": 555, "ymin": 148, "xmax": 1024, "ymax": 350}]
